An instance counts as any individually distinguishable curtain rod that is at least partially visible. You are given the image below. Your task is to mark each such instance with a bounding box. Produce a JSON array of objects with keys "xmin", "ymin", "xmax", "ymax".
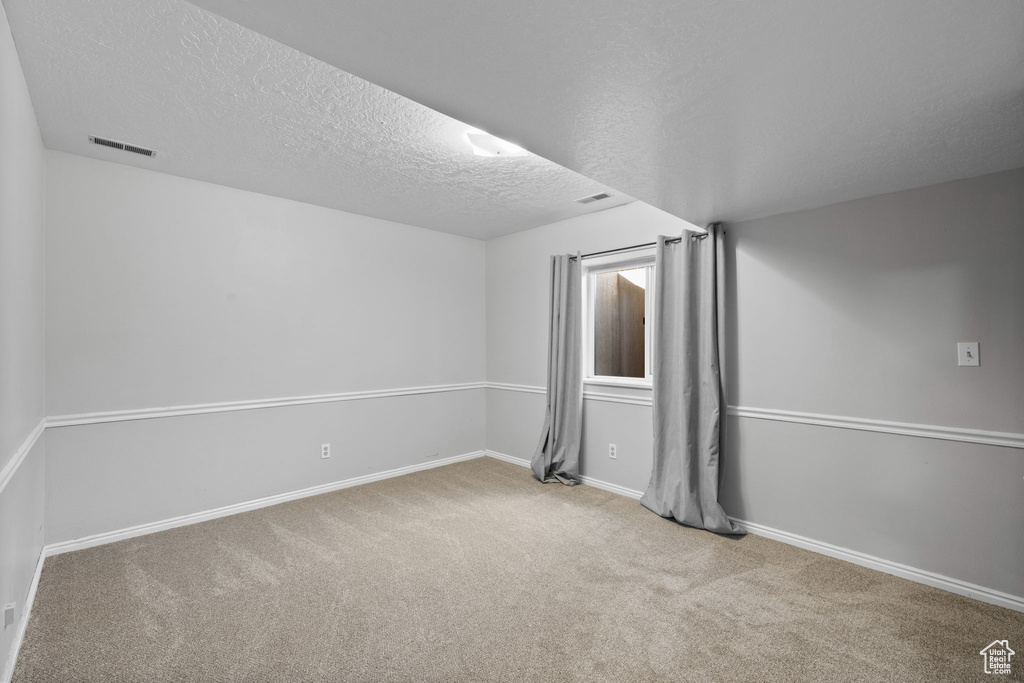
[{"xmin": 569, "ymin": 232, "xmax": 707, "ymax": 261}]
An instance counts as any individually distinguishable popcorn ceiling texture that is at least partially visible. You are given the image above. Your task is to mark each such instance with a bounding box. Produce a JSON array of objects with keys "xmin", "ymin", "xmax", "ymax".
[
  {"xmin": 194, "ymin": 0, "xmax": 1024, "ymax": 227},
  {"xmin": 2, "ymin": 0, "xmax": 631, "ymax": 239}
]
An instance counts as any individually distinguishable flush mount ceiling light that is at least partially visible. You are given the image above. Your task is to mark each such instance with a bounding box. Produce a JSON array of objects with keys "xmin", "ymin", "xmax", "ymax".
[{"xmin": 464, "ymin": 128, "xmax": 529, "ymax": 157}]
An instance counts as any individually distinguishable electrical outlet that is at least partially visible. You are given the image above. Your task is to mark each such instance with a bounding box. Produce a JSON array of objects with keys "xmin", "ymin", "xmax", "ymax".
[
  {"xmin": 609, "ymin": 443, "xmax": 617, "ymax": 459},
  {"xmin": 321, "ymin": 443, "xmax": 331, "ymax": 459},
  {"xmin": 4, "ymin": 603, "xmax": 14, "ymax": 630}
]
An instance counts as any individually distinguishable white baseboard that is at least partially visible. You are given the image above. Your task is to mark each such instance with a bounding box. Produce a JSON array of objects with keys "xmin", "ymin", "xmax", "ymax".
[
  {"xmin": 17, "ymin": 444, "xmax": 1023, "ymax": 683},
  {"xmin": 1, "ymin": 547, "xmax": 45, "ymax": 683},
  {"xmin": 485, "ymin": 450, "xmax": 645, "ymax": 499},
  {"xmin": 579, "ymin": 475, "xmax": 644, "ymax": 500},
  {"xmin": 730, "ymin": 517, "xmax": 1024, "ymax": 613},
  {"xmin": 7, "ymin": 452, "xmax": 486, "ymax": 680},
  {"xmin": 45, "ymin": 450, "xmax": 486, "ymax": 557},
  {"xmin": 484, "ymin": 449, "xmax": 1024, "ymax": 613},
  {"xmin": 484, "ymin": 449, "xmax": 532, "ymax": 468}
]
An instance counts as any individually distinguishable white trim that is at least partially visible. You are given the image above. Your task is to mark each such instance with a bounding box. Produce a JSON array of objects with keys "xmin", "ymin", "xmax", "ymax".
[
  {"xmin": 484, "ymin": 450, "xmax": 645, "ymax": 499},
  {"xmin": 729, "ymin": 405, "xmax": 1024, "ymax": 450},
  {"xmin": 730, "ymin": 517, "xmax": 1024, "ymax": 613},
  {"xmin": 0, "ymin": 418, "xmax": 46, "ymax": 497},
  {"xmin": 582, "ymin": 255, "xmax": 656, "ymax": 387},
  {"xmin": 582, "ymin": 390, "xmax": 653, "ymax": 407},
  {"xmin": 484, "ymin": 449, "xmax": 533, "ymax": 468},
  {"xmin": 1, "ymin": 547, "xmax": 45, "ymax": 683},
  {"xmin": 580, "ymin": 474, "xmax": 644, "ymax": 499},
  {"xmin": 583, "ymin": 252, "xmax": 656, "ymax": 272},
  {"xmin": 485, "ymin": 382, "xmax": 653, "ymax": 407},
  {"xmin": 484, "ymin": 450, "xmax": 1023, "ymax": 613},
  {"xmin": 46, "ymin": 382, "xmax": 487, "ymax": 428},
  {"xmin": 485, "ymin": 382, "xmax": 546, "ymax": 395},
  {"xmin": 44, "ymin": 451, "xmax": 486, "ymax": 557},
  {"xmin": 484, "ymin": 385, "xmax": 1024, "ymax": 449},
  {"xmin": 583, "ymin": 377, "xmax": 653, "ymax": 390}
]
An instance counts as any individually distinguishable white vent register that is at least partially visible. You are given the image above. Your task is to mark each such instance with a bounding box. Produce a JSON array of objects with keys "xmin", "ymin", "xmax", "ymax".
[
  {"xmin": 575, "ymin": 192, "xmax": 612, "ymax": 204},
  {"xmin": 89, "ymin": 135, "xmax": 157, "ymax": 158}
]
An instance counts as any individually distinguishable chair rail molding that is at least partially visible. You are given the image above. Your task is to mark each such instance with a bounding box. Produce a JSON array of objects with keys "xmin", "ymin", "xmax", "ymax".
[
  {"xmin": 0, "ymin": 417, "xmax": 46, "ymax": 496},
  {"xmin": 484, "ymin": 383, "xmax": 1023, "ymax": 449},
  {"xmin": 484, "ymin": 382, "xmax": 546, "ymax": 395},
  {"xmin": 729, "ymin": 405, "xmax": 1024, "ymax": 450},
  {"xmin": 46, "ymin": 382, "xmax": 487, "ymax": 428}
]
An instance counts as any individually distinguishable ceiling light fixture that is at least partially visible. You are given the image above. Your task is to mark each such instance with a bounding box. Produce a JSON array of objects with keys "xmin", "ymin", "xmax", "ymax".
[{"xmin": 464, "ymin": 128, "xmax": 529, "ymax": 157}]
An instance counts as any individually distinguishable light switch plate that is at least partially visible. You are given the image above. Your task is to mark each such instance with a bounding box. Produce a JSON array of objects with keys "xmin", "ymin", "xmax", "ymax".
[{"xmin": 957, "ymin": 342, "xmax": 979, "ymax": 367}]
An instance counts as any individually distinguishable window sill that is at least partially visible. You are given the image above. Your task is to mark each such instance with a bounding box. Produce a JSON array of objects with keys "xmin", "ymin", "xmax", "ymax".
[{"xmin": 584, "ymin": 377, "xmax": 653, "ymax": 390}]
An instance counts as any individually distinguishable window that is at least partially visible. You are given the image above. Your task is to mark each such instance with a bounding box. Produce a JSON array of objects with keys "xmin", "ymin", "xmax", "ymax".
[{"xmin": 583, "ymin": 253, "xmax": 655, "ymax": 386}]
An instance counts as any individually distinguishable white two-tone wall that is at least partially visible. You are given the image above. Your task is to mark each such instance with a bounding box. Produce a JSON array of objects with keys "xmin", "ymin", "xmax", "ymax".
[
  {"xmin": 0, "ymin": 1, "xmax": 46, "ymax": 679},
  {"xmin": 485, "ymin": 170, "xmax": 1024, "ymax": 605}
]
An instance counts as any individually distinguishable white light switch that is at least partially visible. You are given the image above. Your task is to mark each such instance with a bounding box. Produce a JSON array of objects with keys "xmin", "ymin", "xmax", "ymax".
[{"xmin": 957, "ymin": 342, "xmax": 979, "ymax": 367}]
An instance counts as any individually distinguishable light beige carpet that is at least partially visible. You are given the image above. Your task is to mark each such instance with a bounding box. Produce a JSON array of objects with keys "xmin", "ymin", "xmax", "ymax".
[{"xmin": 14, "ymin": 457, "xmax": 1024, "ymax": 682}]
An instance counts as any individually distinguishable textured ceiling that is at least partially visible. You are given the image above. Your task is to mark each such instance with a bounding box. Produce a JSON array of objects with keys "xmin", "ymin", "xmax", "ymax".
[
  {"xmin": 2, "ymin": 0, "xmax": 632, "ymax": 239},
  {"xmin": 189, "ymin": 0, "xmax": 1024, "ymax": 226}
]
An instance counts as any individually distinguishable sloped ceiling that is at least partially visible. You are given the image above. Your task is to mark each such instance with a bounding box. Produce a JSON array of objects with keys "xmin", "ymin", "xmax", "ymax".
[
  {"xmin": 2, "ymin": 0, "xmax": 633, "ymax": 239},
  {"xmin": 190, "ymin": 0, "xmax": 1024, "ymax": 226}
]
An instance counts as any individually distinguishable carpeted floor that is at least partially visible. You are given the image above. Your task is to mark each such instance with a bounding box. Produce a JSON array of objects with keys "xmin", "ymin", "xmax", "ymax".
[{"xmin": 14, "ymin": 457, "xmax": 1024, "ymax": 682}]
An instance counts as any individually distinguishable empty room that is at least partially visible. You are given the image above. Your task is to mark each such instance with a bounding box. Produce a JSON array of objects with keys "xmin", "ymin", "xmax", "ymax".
[{"xmin": 1, "ymin": 0, "xmax": 1022, "ymax": 681}]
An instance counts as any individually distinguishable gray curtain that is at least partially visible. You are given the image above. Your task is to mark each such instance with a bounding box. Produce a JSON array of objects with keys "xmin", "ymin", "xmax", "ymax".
[
  {"xmin": 640, "ymin": 226, "xmax": 742, "ymax": 534},
  {"xmin": 531, "ymin": 253, "xmax": 583, "ymax": 485}
]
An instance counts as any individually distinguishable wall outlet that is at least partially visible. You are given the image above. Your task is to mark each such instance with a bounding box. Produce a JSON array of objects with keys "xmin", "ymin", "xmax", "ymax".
[
  {"xmin": 321, "ymin": 443, "xmax": 331, "ymax": 459},
  {"xmin": 957, "ymin": 342, "xmax": 979, "ymax": 367},
  {"xmin": 4, "ymin": 603, "xmax": 14, "ymax": 629},
  {"xmin": 609, "ymin": 443, "xmax": 617, "ymax": 459}
]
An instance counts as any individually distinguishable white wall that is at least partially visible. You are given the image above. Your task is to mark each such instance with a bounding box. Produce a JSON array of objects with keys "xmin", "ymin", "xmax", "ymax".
[
  {"xmin": 721, "ymin": 168, "xmax": 1024, "ymax": 598},
  {"xmin": 0, "ymin": 2, "xmax": 44, "ymax": 472},
  {"xmin": 0, "ymin": 0, "xmax": 46, "ymax": 677},
  {"xmin": 46, "ymin": 152, "xmax": 486, "ymax": 414},
  {"xmin": 44, "ymin": 152, "xmax": 486, "ymax": 544},
  {"xmin": 727, "ymin": 169, "xmax": 1024, "ymax": 430},
  {"xmin": 485, "ymin": 171, "xmax": 1024, "ymax": 599}
]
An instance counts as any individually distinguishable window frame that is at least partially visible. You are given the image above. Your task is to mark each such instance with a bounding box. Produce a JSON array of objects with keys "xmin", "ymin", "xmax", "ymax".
[{"xmin": 581, "ymin": 250, "xmax": 656, "ymax": 390}]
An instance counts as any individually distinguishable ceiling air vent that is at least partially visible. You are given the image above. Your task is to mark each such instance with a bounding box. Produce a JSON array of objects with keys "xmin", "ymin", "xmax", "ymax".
[
  {"xmin": 89, "ymin": 136, "xmax": 157, "ymax": 158},
  {"xmin": 575, "ymin": 192, "xmax": 611, "ymax": 205}
]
